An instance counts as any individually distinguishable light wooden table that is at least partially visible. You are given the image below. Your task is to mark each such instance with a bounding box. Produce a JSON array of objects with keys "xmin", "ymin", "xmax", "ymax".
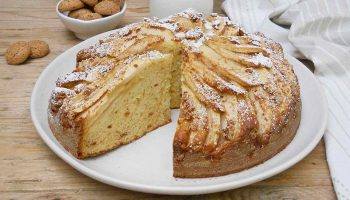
[{"xmin": 0, "ymin": 0, "xmax": 336, "ymax": 199}]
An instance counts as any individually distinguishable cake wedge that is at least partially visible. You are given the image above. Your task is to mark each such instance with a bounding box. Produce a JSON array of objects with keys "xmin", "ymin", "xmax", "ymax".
[{"xmin": 49, "ymin": 51, "xmax": 173, "ymax": 158}]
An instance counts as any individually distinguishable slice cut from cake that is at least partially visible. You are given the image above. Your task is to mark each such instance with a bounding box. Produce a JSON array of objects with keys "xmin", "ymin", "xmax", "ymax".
[{"xmin": 49, "ymin": 51, "xmax": 173, "ymax": 158}]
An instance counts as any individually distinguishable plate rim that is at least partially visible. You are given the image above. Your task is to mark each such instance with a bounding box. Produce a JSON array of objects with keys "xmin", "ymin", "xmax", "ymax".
[{"xmin": 30, "ymin": 32, "xmax": 328, "ymax": 195}]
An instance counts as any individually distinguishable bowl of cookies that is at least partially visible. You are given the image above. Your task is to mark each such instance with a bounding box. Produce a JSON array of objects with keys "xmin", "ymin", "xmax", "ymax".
[{"xmin": 56, "ymin": 0, "xmax": 126, "ymax": 40}]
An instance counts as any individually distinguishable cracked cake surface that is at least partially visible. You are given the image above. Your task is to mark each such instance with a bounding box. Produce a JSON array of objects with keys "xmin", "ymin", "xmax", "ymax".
[{"xmin": 48, "ymin": 9, "xmax": 301, "ymax": 178}]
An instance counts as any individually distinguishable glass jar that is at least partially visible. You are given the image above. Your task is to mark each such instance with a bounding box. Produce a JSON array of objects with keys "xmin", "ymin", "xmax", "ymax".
[{"xmin": 149, "ymin": 0, "xmax": 214, "ymax": 18}]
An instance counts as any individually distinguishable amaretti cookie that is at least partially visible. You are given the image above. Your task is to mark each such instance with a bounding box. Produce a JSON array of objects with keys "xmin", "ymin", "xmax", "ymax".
[
  {"xmin": 6, "ymin": 41, "xmax": 31, "ymax": 65},
  {"xmin": 58, "ymin": 0, "xmax": 85, "ymax": 12},
  {"xmin": 29, "ymin": 40, "xmax": 50, "ymax": 59}
]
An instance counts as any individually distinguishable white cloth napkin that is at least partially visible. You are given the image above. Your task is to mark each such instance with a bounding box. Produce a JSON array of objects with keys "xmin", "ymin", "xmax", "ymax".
[{"xmin": 222, "ymin": 0, "xmax": 350, "ymax": 199}]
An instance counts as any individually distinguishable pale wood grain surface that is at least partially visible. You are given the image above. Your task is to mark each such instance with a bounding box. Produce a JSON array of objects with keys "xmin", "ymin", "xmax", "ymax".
[{"xmin": 0, "ymin": 0, "xmax": 336, "ymax": 199}]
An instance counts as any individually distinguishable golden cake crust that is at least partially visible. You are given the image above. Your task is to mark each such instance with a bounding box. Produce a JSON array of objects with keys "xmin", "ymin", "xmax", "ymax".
[{"xmin": 173, "ymin": 102, "xmax": 301, "ymax": 178}]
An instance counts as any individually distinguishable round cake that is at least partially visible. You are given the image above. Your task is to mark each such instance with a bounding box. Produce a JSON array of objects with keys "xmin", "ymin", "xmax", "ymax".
[{"xmin": 48, "ymin": 9, "xmax": 301, "ymax": 178}]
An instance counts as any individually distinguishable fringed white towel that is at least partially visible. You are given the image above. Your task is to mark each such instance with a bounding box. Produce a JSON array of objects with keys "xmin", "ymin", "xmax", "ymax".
[{"xmin": 222, "ymin": 0, "xmax": 350, "ymax": 199}]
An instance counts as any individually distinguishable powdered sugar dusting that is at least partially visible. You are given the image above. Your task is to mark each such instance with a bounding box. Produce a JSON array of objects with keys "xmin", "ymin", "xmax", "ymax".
[
  {"xmin": 49, "ymin": 87, "xmax": 76, "ymax": 112},
  {"xmin": 228, "ymin": 36, "xmax": 241, "ymax": 44},
  {"xmin": 181, "ymin": 36, "xmax": 208, "ymax": 53},
  {"xmin": 175, "ymin": 27, "xmax": 203, "ymax": 40},
  {"xmin": 224, "ymin": 17, "xmax": 233, "ymax": 26},
  {"xmin": 182, "ymin": 90, "xmax": 208, "ymax": 129},
  {"xmin": 122, "ymin": 50, "xmax": 165, "ymax": 66},
  {"xmin": 81, "ymin": 41, "xmax": 114, "ymax": 58},
  {"xmin": 210, "ymin": 15, "xmax": 234, "ymax": 29},
  {"xmin": 97, "ymin": 63, "xmax": 115, "ymax": 75},
  {"xmin": 192, "ymin": 75, "xmax": 224, "ymax": 112},
  {"xmin": 212, "ymin": 19, "xmax": 221, "ymax": 30},
  {"xmin": 248, "ymin": 69, "xmax": 264, "ymax": 85},
  {"xmin": 56, "ymin": 72, "xmax": 88, "ymax": 87},
  {"xmin": 237, "ymin": 98, "xmax": 252, "ymax": 120},
  {"xmin": 73, "ymin": 83, "xmax": 85, "ymax": 93},
  {"xmin": 140, "ymin": 50, "xmax": 165, "ymax": 60},
  {"xmin": 95, "ymin": 42, "xmax": 114, "ymax": 56},
  {"xmin": 148, "ymin": 20, "xmax": 179, "ymax": 32},
  {"xmin": 204, "ymin": 21, "xmax": 213, "ymax": 30},
  {"xmin": 105, "ymin": 23, "xmax": 139, "ymax": 40},
  {"xmin": 230, "ymin": 34, "xmax": 264, "ymax": 47},
  {"xmin": 245, "ymin": 53, "xmax": 272, "ymax": 68},
  {"xmin": 177, "ymin": 8, "xmax": 203, "ymax": 21},
  {"xmin": 86, "ymin": 62, "xmax": 116, "ymax": 81},
  {"xmin": 192, "ymin": 103, "xmax": 208, "ymax": 129},
  {"xmin": 51, "ymin": 87, "xmax": 76, "ymax": 97},
  {"xmin": 213, "ymin": 74, "xmax": 247, "ymax": 95},
  {"xmin": 248, "ymin": 34, "xmax": 263, "ymax": 46},
  {"xmin": 114, "ymin": 65, "xmax": 127, "ymax": 79}
]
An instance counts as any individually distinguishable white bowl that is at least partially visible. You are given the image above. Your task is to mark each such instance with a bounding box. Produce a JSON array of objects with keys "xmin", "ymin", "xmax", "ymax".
[{"xmin": 56, "ymin": 0, "xmax": 127, "ymax": 40}]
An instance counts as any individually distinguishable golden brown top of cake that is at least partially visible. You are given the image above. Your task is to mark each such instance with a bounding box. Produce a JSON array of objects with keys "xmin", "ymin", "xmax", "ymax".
[
  {"xmin": 174, "ymin": 32, "xmax": 300, "ymax": 156},
  {"xmin": 48, "ymin": 9, "xmax": 300, "ymax": 156}
]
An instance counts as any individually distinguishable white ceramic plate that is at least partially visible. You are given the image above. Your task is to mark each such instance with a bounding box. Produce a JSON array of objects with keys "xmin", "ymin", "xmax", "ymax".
[{"xmin": 31, "ymin": 30, "xmax": 328, "ymax": 195}]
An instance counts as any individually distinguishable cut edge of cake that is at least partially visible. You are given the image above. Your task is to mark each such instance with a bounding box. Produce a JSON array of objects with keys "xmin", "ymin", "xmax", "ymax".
[{"xmin": 49, "ymin": 51, "xmax": 174, "ymax": 158}]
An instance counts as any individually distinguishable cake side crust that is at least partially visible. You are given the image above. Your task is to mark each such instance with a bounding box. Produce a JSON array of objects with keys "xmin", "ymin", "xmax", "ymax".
[
  {"xmin": 48, "ymin": 111, "xmax": 171, "ymax": 159},
  {"xmin": 48, "ymin": 110, "xmax": 82, "ymax": 158},
  {"xmin": 173, "ymin": 100, "xmax": 301, "ymax": 178}
]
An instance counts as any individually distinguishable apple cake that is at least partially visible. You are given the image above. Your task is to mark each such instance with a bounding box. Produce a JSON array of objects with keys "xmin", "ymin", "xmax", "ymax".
[{"xmin": 48, "ymin": 9, "xmax": 301, "ymax": 178}]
